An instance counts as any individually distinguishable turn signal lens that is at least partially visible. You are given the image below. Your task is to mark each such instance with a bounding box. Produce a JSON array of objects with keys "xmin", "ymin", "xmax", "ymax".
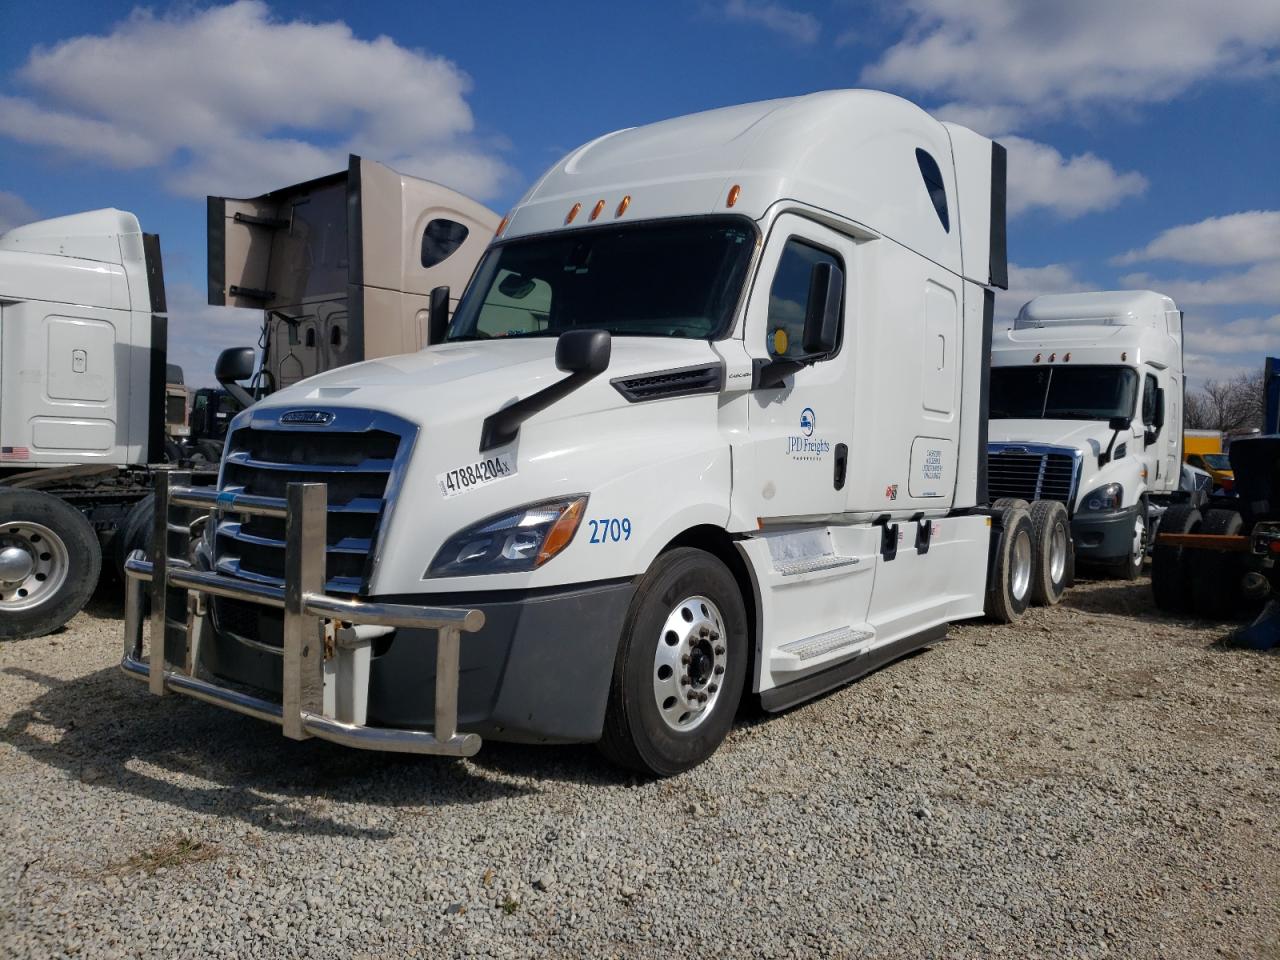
[
  {"xmin": 590, "ymin": 200, "xmax": 606, "ymax": 221},
  {"xmin": 495, "ymin": 212, "xmax": 510, "ymax": 238},
  {"xmin": 537, "ymin": 497, "xmax": 587, "ymax": 567},
  {"xmin": 565, "ymin": 202, "xmax": 581, "ymax": 224},
  {"xmin": 616, "ymin": 194, "xmax": 631, "ymax": 217},
  {"xmin": 1063, "ymin": 352, "xmax": 1071, "ymax": 361},
  {"xmin": 727, "ymin": 184, "xmax": 741, "ymax": 208},
  {"xmin": 1034, "ymin": 353, "xmax": 1042, "ymax": 362}
]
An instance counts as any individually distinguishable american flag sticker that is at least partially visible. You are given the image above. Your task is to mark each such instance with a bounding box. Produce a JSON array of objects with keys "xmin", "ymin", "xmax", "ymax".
[{"xmin": 1, "ymin": 446, "xmax": 31, "ymax": 461}]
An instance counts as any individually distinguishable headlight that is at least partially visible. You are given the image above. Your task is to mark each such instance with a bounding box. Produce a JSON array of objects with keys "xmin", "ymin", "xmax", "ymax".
[
  {"xmin": 427, "ymin": 496, "xmax": 588, "ymax": 577},
  {"xmin": 1082, "ymin": 483, "xmax": 1123, "ymax": 511}
]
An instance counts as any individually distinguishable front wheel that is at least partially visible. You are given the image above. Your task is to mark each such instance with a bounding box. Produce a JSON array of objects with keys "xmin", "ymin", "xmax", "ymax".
[
  {"xmin": 1111, "ymin": 505, "xmax": 1147, "ymax": 581},
  {"xmin": 597, "ymin": 548, "xmax": 748, "ymax": 777},
  {"xmin": 0, "ymin": 489, "xmax": 101, "ymax": 639}
]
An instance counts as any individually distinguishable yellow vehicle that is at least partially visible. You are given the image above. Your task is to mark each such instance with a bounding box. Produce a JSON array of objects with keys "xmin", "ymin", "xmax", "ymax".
[{"xmin": 1184, "ymin": 430, "xmax": 1234, "ymax": 491}]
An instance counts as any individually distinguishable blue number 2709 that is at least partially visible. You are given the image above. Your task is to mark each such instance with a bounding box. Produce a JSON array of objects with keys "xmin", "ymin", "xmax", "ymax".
[{"xmin": 587, "ymin": 517, "xmax": 632, "ymax": 544}]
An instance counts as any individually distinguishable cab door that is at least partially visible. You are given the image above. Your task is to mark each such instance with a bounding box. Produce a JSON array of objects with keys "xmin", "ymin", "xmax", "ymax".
[{"xmin": 732, "ymin": 214, "xmax": 857, "ymax": 523}]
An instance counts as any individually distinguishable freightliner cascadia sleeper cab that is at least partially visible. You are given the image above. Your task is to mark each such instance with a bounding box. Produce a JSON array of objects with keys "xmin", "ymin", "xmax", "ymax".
[
  {"xmin": 125, "ymin": 90, "xmax": 1036, "ymax": 775},
  {"xmin": 988, "ymin": 292, "xmax": 1184, "ymax": 580}
]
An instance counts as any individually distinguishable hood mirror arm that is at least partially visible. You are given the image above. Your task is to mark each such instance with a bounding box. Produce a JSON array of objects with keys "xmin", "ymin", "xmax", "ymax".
[
  {"xmin": 479, "ymin": 330, "xmax": 611, "ymax": 452},
  {"xmin": 1098, "ymin": 415, "xmax": 1132, "ymax": 467}
]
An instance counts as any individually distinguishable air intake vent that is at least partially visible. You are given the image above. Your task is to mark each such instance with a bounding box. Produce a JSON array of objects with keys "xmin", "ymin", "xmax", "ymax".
[{"xmin": 612, "ymin": 364, "xmax": 723, "ymax": 403}]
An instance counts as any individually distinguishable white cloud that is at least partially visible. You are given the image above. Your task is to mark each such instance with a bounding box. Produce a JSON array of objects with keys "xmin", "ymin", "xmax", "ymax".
[
  {"xmin": 1184, "ymin": 312, "xmax": 1280, "ymax": 356},
  {"xmin": 1121, "ymin": 261, "xmax": 1280, "ymax": 307},
  {"xmin": 1002, "ymin": 135, "xmax": 1148, "ymax": 219},
  {"xmin": 861, "ymin": 0, "xmax": 1280, "ymax": 129},
  {"xmin": 0, "ymin": 2, "xmax": 512, "ymax": 200},
  {"xmin": 164, "ymin": 282, "xmax": 262, "ymax": 389},
  {"xmin": 722, "ymin": 0, "xmax": 820, "ymax": 44},
  {"xmin": 0, "ymin": 191, "xmax": 38, "ymax": 233},
  {"xmin": 1113, "ymin": 210, "xmax": 1280, "ymax": 266},
  {"xmin": 994, "ymin": 262, "xmax": 1092, "ymax": 324}
]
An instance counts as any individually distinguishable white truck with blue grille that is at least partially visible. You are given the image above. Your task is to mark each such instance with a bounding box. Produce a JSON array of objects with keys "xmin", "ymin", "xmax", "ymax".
[{"xmin": 125, "ymin": 90, "xmax": 1043, "ymax": 776}]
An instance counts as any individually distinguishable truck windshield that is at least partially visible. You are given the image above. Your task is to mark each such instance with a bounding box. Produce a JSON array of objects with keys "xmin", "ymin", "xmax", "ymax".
[
  {"xmin": 990, "ymin": 366, "xmax": 1138, "ymax": 421},
  {"xmin": 446, "ymin": 217, "xmax": 757, "ymax": 341},
  {"xmin": 1202, "ymin": 453, "xmax": 1232, "ymax": 470}
]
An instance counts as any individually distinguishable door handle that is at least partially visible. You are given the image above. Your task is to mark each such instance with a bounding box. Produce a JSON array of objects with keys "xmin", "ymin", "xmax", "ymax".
[{"xmin": 833, "ymin": 443, "xmax": 848, "ymax": 490}]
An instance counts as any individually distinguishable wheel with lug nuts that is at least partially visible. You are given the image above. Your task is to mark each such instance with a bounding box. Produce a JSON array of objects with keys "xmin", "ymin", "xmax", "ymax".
[
  {"xmin": 598, "ymin": 547, "xmax": 747, "ymax": 776},
  {"xmin": 0, "ymin": 488, "xmax": 101, "ymax": 640}
]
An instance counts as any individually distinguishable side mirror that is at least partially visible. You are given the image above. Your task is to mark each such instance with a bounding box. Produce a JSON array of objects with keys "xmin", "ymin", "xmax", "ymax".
[
  {"xmin": 215, "ymin": 346, "xmax": 256, "ymax": 409},
  {"xmin": 427, "ymin": 285, "xmax": 451, "ymax": 345},
  {"xmin": 1108, "ymin": 416, "xmax": 1132, "ymax": 433},
  {"xmin": 802, "ymin": 261, "xmax": 843, "ymax": 356},
  {"xmin": 555, "ymin": 329, "xmax": 611, "ymax": 376}
]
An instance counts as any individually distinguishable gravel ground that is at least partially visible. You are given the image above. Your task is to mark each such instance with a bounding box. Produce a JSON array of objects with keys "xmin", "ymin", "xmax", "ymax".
[{"xmin": 2, "ymin": 574, "xmax": 1277, "ymax": 959}]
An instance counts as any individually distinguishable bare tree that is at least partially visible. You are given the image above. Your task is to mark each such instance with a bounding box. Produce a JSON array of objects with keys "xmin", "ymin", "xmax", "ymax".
[{"xmin": 1184, "ymin": 371, "xmax": 1264, "ymax": 433}]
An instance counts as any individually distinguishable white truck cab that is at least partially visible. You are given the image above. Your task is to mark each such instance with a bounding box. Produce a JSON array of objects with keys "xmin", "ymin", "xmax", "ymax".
[
  {"xmin": 989, "ymin": 291, "xmax": 1183, "ymax": 577},
  {"xmin": 127, "ymin": 90, "xmax": 1032, "ymax": 775}
]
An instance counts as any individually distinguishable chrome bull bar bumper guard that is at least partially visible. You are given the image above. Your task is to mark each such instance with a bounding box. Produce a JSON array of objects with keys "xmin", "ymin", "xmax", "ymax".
[{"xmin": 121, "ymin": 471, "xmax": 486, "ymax": 757}]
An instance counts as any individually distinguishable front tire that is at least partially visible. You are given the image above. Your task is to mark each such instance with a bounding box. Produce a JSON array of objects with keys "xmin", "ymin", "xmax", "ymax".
[
  {"xmin": 0, "ymin": 489, "xmax": 101, "ymax": 640},
  {"xmin": 598, "ymin": 548, "xmax": 748, "ymax": 777},
  {"xmin": 1111, "ymin": 504, "xmax": 1147, "ymax": 581}
]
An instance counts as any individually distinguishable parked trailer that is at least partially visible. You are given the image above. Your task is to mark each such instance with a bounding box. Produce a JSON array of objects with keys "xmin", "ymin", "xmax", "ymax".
[
  {"xmin": 987, "ymin": 291, "xmax": 1185, "ymax": 584},
  {"xmin": 1152, "ymin": 435, "xmax": 1279, "ymax": 646},
  {"xmin": 125, "ymin": 89, "xmax": 1047, "ymax": 775}
]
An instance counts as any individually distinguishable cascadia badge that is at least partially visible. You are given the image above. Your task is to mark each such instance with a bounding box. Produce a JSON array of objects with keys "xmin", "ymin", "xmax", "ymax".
[{"xmin": 279, "ymin": 409, "xmax": 334, "ymax": 426}]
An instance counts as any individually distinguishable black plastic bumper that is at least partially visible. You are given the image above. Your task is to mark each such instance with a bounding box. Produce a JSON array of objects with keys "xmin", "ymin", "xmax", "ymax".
[
  {"xmin": 203, "ymin": 578, "xmax": 635, "ymax": 745},
  {"xmin": 1072, "ymin": 504, "xmax": 1140, "ymax": 563}
]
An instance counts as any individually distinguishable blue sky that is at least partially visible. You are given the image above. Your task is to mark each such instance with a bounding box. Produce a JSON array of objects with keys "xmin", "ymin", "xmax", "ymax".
[{"xmin": 1, "ymin": 1, "xmax": 1277, "ymax": 385}]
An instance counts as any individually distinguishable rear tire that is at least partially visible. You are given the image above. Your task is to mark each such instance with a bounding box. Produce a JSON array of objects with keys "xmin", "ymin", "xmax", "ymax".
[
  {"xmin": 1191, "ymin": 508, "xmax": 1245, "ymax": 620},
  {"xmin": 598, "ymin": 548, "xmax": 748, "ymax": 777},
  {"xmin": 1152, "ymin": 504, "xmax": 1201, "ymax": 614},
  {"xmin": 1028, "ymin": 500, "xmax": 1071, "ymax": 606},
  {"xmin": 113, "ymin": 493, "xmax": 155, "ymax": 580},
  {"xmin": 985, "ymin": 505, "xmax": 1035, "ymax": 623},
  {"xmin": 0, "ymin": 489, "xmax": 101, "ymax": 640}
]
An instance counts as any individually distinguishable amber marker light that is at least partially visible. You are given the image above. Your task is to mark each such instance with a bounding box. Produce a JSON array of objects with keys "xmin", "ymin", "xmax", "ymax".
[
  {"xmin": 1048, "ymin": 352, "xmax": 1056, "ymax": 362},
  {"xmin": 536, "ymin": 497, "xmax": 587, "ymax": 567},
  {"xmin": 727, "ymin": 184, "xmax": 741, "ymax": 208},
  {"xmin": 590, "ymin": 199, "xmax": 606, "ymax": 221},
  {"xmin": 495, "ymin": 212, "xmax": 511, "ymax": 238},
  {"xmin": 565, "ymin": 202, "xmax": 581, "ymax": 225},
  {"xmin": 1064, "ymin": 352, "xmax": 1072, "ymax": 362},
  {"xmin": 616, "ymin": 194, "xmax": 631, "ymax": 217},
  {"xmin": 1034, "ymin": 353, "xmax": 1042, "ymax": 362}
]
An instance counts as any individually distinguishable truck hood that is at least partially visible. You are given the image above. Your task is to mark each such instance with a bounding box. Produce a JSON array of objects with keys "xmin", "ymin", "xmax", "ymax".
[
  {"xmin": 989, "ymin": 418, "xmax": 1112, "ymax": 455},
  {"xmin": 253, "ymin": 336, "xmax": 722, "ymax": 427}
]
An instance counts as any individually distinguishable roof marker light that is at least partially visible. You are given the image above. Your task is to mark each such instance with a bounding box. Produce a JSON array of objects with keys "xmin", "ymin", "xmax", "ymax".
[
  {"xmin": 1064, "ymin": 352, "xmax": 1071, "ymax": 362},
  {"xmin": 1034, "ymin": 353, "xmax": 1042, "ymax": 363},
  {"xmin": 590, "ymin": 200, "xmax": 606, "ymax": 221},
  {"xmin": 1049, "ymin": 352, "xmax": 1056, "ymax": 362},
  {"xmin": 1121, "ymin": 352, "xmax": 1128, "ymax": 361},
  {"xmin": 616, "ymin": 195, "xmax": 631, "ymax": 217},
  {"xmin": 727, "ymin": 184, "xmax": 741, "ymax": 208},
  {"xmin": 565, "ymin": 202, "xmax": 581, "ymax": 225},
  {"xmin": 495, "ymin": 212, "xmax": 510, "ymax": 238}
]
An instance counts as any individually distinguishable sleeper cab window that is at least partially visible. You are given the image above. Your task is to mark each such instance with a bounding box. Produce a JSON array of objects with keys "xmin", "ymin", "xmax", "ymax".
[
  {"xmin": 421, "ymin": 218, "xmax": 470, "ymax": 268},
  {"xmin": 766, "ymin": 239, "xmax": 842, "ymax": 361},
  {"xmin": 915, "ymin": 148, "xmax": 950, "ymax": 233}
]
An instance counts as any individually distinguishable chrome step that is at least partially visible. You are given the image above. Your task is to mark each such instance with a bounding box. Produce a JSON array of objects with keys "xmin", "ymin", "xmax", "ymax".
[
  {"xmin": 778, "ymin": 626, "xmax": 873, "ymax": 662},
  {"xmin": 773, "ymin": 554, "xmax": 860, "ymax": 577}
]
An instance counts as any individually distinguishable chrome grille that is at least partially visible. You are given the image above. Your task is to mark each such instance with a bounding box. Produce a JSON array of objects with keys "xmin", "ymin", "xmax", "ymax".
[
  {"xmin": 988, "ymin": 444, "xmax": 1080, "ymax": 508},
  {"xmin": 213, "ymin": 418, "xmax": 410, "ymax": 596}
]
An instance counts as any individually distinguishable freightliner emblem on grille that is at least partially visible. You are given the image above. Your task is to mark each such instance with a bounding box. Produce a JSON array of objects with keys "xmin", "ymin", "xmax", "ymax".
[{"xmin": 279, "ymin": 409, "xmax": 335, "ymax": 425}]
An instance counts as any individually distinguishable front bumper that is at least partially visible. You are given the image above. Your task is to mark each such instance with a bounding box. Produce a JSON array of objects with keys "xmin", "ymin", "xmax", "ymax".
[
  {"xmin": 122, "ymin": 473, "xmax": 488, "ymax": 757},
  {"xmin": 1071, "ymin": 504, "xmax": 1141, "ymax": 563}
]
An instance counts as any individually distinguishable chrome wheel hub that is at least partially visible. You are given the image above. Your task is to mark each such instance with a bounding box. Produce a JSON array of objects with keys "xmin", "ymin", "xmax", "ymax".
[
  {"xmin": 1049, "ymin": 524, "xmax": 1068, "ymax": 583},
  {"xmin": 1011, "ymin": 529, "xmax": 1033, "ymax": 601},
  {"xmin": 1131, "ymin": 515, "xmax": 1146, "ymax": 566},
  {"xmin": 652, "ymin": 595, "xmax": 727, "ymax": 732},
  {"xmin": 0, "ymin": 521, "xmax": 70, "ymax": 611}
]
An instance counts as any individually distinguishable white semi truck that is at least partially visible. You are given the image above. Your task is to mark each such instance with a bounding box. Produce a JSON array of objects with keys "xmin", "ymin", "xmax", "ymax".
[
  {"xmin": 125, "ymin": 89, "xmax": 1038, "ymax": 776},
  {"xmin": 988, "ymin": 291, "xmax": 1184, "ymax": 582},
  {"xmin": 1, "ymin": 157, "xmax": 497, "ymax": 640}
]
